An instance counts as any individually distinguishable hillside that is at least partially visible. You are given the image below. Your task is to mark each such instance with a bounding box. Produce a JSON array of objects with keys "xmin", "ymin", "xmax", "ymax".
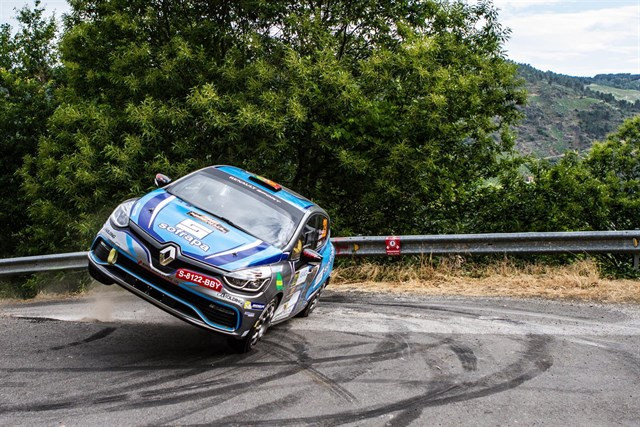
[{"xmin": 514, "ymin": 65, "xmax": 640, "ymax": 157}]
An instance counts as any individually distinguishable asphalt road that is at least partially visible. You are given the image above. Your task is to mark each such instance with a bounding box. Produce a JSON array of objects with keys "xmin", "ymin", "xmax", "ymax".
[{"xmin": 1, "ymin": 288, "xmax": 639, "ymax": 426}]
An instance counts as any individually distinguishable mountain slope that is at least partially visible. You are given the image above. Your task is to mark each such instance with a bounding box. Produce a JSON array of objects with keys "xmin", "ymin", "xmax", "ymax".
[{"xmin": 514, "ymin": 64, "xmax": 640, "ymax": 157}]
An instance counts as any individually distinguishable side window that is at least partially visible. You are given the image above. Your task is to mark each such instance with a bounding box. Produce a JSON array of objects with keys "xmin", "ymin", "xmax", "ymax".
[
  {"xmin": 303, "ymin": 215, "xmax": 329, "ymax": 250},
  {"xmin": 302, "ymin": 216, "xmax": 318, "ymax": 249},
  {"xmin": 291, "ymin": 215, "xmax": 329, "ymax": 262}
]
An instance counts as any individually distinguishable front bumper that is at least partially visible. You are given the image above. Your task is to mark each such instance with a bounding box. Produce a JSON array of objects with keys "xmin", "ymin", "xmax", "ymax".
[{"xmin": 89, "ymin": 226, "xmax": 263, "ymax": 338}]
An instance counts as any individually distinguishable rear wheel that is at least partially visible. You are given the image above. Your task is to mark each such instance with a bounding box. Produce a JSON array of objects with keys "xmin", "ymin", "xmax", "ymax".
[
  {"xmin": 298, "ymin": 278, "xmax": 330, "ymax": 318},
  {"xmin": 228, "ymin": 297, "xmax": 278, "ymax": 353},
  {"xmin": 297, "ymin": 292, "xmax": 319, "ymax": 318}
]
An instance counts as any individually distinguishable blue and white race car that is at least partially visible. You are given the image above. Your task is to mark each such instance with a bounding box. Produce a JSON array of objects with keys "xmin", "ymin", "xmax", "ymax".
[{"xmin": 88, "ymin": 165, "xmax": 334, "ymax": 352}]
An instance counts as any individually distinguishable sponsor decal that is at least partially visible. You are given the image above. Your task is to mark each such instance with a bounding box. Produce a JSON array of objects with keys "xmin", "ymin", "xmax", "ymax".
[
  {"xmin": 187, "ymin": 211, "xmax": 229, "ymax": 234},
  {"xmin": 296, "ymin": 267, "xmax": 310, "ymax": 285},
  {"xmin": 245, "ymin": 312, "xmax": 255, "ymax": 317},
  {"xmin": 228, "ymin": 175, "xmax": 281, "ymax": 204},
  {"xmin": 210, "ymin": 290, "xmax": 244, "ymax": 306},
  {"xmin": 274, "ymin": 291, "xmax": 300, "ymax": 320},
  {"xmin": 314, "ymin": 264, "xmax": 330, "ymax": 286},
  {"xmin": 105, "ymin": 228, "xmax": 116, "ymax": 239},
  {"xmin": 276, "ymin": 272, "xmax": 284, "ymax": 291},
  {"xmin": 158, "ymin": 223, "xmax": 210, "ymax": 251},
  {"xmin": 176, "ymin": 268, "xmax": 222, "ymax": 292},
  {"xmin": 176, "ymin": 218, "xmax": 212, "ymax": 239},
  {"xmin": 243, "ymin": 301, "xmax": 267, "ymax": 311}
]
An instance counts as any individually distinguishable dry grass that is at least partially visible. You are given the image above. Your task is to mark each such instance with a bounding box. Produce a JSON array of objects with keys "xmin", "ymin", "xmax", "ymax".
[{"xmin": 331, "ymin": 258, "xmax": 640, "ymax": 303}]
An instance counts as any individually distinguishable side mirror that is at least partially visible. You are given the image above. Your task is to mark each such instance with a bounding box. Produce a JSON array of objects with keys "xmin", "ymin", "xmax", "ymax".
[
  {"xmin": 154, "ymin": 173, "xmax": 172, "ymax": 187},
  {"xmin": 302, "ymin": 248, "xmax": 323, "ymax": 264}
]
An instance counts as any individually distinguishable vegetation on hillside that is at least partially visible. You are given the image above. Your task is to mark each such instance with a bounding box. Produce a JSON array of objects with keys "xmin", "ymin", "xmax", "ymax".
[
  {"xmin": 515, "ymin": 64, "xmax": 640, "ymax": 157},
  {"xmin": 1, "ymin": 0, "xmax": 640, "ymax": 291}
]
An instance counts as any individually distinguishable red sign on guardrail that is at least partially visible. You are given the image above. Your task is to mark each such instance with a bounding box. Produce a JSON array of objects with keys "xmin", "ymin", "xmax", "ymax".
[{"xmin": 385, "ymin": 236, "xmax": 401, "ymax": 256}]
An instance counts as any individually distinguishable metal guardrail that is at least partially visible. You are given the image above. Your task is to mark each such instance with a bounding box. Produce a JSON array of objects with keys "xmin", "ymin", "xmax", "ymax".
[
  {"xmin": 1, "ymin": 231, "xmax": 640, "ymax": 277},
  {"xmin": 331, "ymin": 231, "xmax": 640, "ymax": 257},
  {"xmin": 0, "ymin": 252, "xmax": 88, "ymax": 277}
]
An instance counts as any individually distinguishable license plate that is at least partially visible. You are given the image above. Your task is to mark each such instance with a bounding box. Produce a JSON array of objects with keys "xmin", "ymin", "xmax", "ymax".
[{"xmin": 175, "ymin": 268, "xmax": 222, "ymax": 292}]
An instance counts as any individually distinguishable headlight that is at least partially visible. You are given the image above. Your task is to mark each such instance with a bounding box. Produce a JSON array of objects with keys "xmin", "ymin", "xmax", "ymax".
[
  {"xmin": 109, "ymin": 199, "xmax": 137, "ymax": 228},
  {"xmin": 223, "ymin": 266, "xmax": 271, "ymax": 292}
]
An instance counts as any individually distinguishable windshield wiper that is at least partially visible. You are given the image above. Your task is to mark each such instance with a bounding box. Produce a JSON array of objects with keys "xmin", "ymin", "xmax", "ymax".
[{"xmin": 212, "ymin": 214, "xmax": 259, "ymax": 240}]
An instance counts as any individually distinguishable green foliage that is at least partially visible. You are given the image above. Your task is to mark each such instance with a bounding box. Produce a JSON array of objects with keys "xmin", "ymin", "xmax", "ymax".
[
  {"xmin": 469, "ymin": 115, "xmax": 640, "ymax": 237},
  {"xmin": 21, "ymin": 0, "xmax": 525, "ymax": 252},
  {"xmin": 470, "ymin": 153, "xmax": 609, "ymax": 232},
  {"xmin": 0, "ymin": 1, "xmax": 59, "ymax": 257},
  {"xmin": 0, "ymin": 271, "xmax": 92, "ymax": 299},
  {"xmin": 586, "ymin": 116, "xmax": 640, "ymax": 230}
]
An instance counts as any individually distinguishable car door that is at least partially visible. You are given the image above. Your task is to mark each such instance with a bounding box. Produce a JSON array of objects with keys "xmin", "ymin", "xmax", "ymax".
[{"xmin": 274, "ymin": 214, "xmax": 328, "ymax": 320}]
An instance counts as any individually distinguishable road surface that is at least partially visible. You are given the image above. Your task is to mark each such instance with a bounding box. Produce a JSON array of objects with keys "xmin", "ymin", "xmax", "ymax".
[{"xmin": 1, "ymin": 288, "xmax": 639, "ymax": 425}]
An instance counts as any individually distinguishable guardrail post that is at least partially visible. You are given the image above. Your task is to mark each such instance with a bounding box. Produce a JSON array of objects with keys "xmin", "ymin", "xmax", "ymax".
[{"xmin": 634, "ymin": 254, "xmax": 639, "ymax": 271}]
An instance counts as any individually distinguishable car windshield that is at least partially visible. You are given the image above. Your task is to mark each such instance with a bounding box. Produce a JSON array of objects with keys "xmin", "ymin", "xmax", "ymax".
[{"xmin": 167, "ymin": 169, "xmax": 303, "ymax": 248}]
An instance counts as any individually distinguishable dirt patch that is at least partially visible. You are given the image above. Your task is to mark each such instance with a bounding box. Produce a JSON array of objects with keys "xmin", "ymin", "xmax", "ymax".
[{"xmin": 331, "ymin": 259, "xmax": 640, "ymax": 303}]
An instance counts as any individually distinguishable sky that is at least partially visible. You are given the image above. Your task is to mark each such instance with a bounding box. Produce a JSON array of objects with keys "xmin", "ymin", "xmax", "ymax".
[
  {"xmin": 0, "ymin": 0, "xmax": 639, "ymax": 77},
  {"xmin": 487, "ymin": 0, "xmax": 640, "ymax": 76}
]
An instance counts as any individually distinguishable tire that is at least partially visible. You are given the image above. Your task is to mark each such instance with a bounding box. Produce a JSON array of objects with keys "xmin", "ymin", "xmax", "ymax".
[
  {"xmin": 228, "ymin": 297, "xmax": 278, "ymax": 353},
  {"xmin": 297, "ymin": 278, "xmax": 329, "ymax": 318},
  {"xmin": 297, "ymin": 290, "xmax": 321, "ymax": 318},
  {"xmin": 88, "ymin": 262, "xmax": 114, "ymax": 285}
]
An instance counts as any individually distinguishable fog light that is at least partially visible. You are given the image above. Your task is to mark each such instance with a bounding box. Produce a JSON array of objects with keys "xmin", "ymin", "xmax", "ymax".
[{"xmin": 107, "ymin": 248, "xmax": 118, "ymax": 265}]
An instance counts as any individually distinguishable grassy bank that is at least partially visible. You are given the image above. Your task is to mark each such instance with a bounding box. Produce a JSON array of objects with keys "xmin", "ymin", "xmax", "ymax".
[
  {"xmin": 331, "ymin": 258, "xmax": 640, "ymax": 304},
  {"xmin": 2, "ymin": 258, "xmax": 639, "ymax": 304}
]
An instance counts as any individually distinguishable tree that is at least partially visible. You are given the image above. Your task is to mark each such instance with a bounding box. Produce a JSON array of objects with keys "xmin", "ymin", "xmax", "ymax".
[
  {"xmin": 586, "ymin": 116, "xmax": 640, "ymax": 230},
  {"xmin": 0, "ymin": 1, "xmax": 59, "ymax": 257},
  {"xmin": 22, "ymin": 0, "xmax": 525, "ymax": 253}
]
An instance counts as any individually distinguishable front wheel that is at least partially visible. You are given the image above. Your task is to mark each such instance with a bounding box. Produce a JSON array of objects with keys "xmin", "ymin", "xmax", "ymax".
[{"xmin": 228, "ymin": 297, "xmax": 278, "ymax": 353}]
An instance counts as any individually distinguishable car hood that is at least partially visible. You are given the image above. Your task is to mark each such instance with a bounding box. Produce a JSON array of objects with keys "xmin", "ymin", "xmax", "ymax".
[{"xmin": 129, "ymin": 189, "xmax": 285, "ymax": 271}]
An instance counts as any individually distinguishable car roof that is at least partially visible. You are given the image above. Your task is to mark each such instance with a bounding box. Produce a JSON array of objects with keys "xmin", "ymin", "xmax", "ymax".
[{"xmin": 214, "ymin": 165, "xmax": 315, "ymax": 211}]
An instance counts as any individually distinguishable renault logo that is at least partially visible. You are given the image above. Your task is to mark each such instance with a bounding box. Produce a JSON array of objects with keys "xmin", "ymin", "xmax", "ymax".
[{"xmin": 159, "ymin": 245, "xmax": 177, "ymax": 266}]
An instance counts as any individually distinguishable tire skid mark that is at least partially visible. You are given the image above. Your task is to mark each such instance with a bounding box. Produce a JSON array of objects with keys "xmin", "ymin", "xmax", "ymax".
[
  {"xmin": 209, "ymin": 391, "xmax": 305, "ymax": 426},
  {"xmin": 110, "ymin": 362, "xmax": 306, "ymax": 411},
  {"xmin": 321, "ymin": 298, "xmax": 481, "ymax": 319},
  {"xmin": 11, "ymin": 316, "xmax": 60, "ymax": 323},
  {"xmin": 207, "ymin": 334, "xmax": 554, "ymax": 426},
  {"xmin": 0, "ymin": 346, "xmax": 263, "ymax": 416},
  {"xmin": 154, "ymin": 332, "xmax": 411, "ymax": 425},
  {"xmin": 111, "ymin": 330, "xmax": 410, "ymax": 418},
  {"xmin": 263, "ymin": 341, "xmax": 358, "ymax": 403},
  {"xmin": 110, "ymin": 351, "xmax": 251, "ymax": 396},
  {"xmin": 0, "ymin": 331, "xmax": 439, "ymax": 416},
  {"xmin": 49, "ymin": 327, "xmax": 117, "ymax": 351},
  {"xmin": 446, "ymin": 340, "xmax": 478, "ymax": 371},
  {"xmin": 386, "ymin": 407, "xmax": 424, "ymax": 427},
  {"xmin": 331, "ymin": 334, "xmax": 407, "ymax": 384}
]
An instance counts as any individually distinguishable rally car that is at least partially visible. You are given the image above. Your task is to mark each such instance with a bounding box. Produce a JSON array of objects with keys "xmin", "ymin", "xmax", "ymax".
[{"xmin": 88, "ymin": 165, "xmax": 334, "ymax": 352}]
